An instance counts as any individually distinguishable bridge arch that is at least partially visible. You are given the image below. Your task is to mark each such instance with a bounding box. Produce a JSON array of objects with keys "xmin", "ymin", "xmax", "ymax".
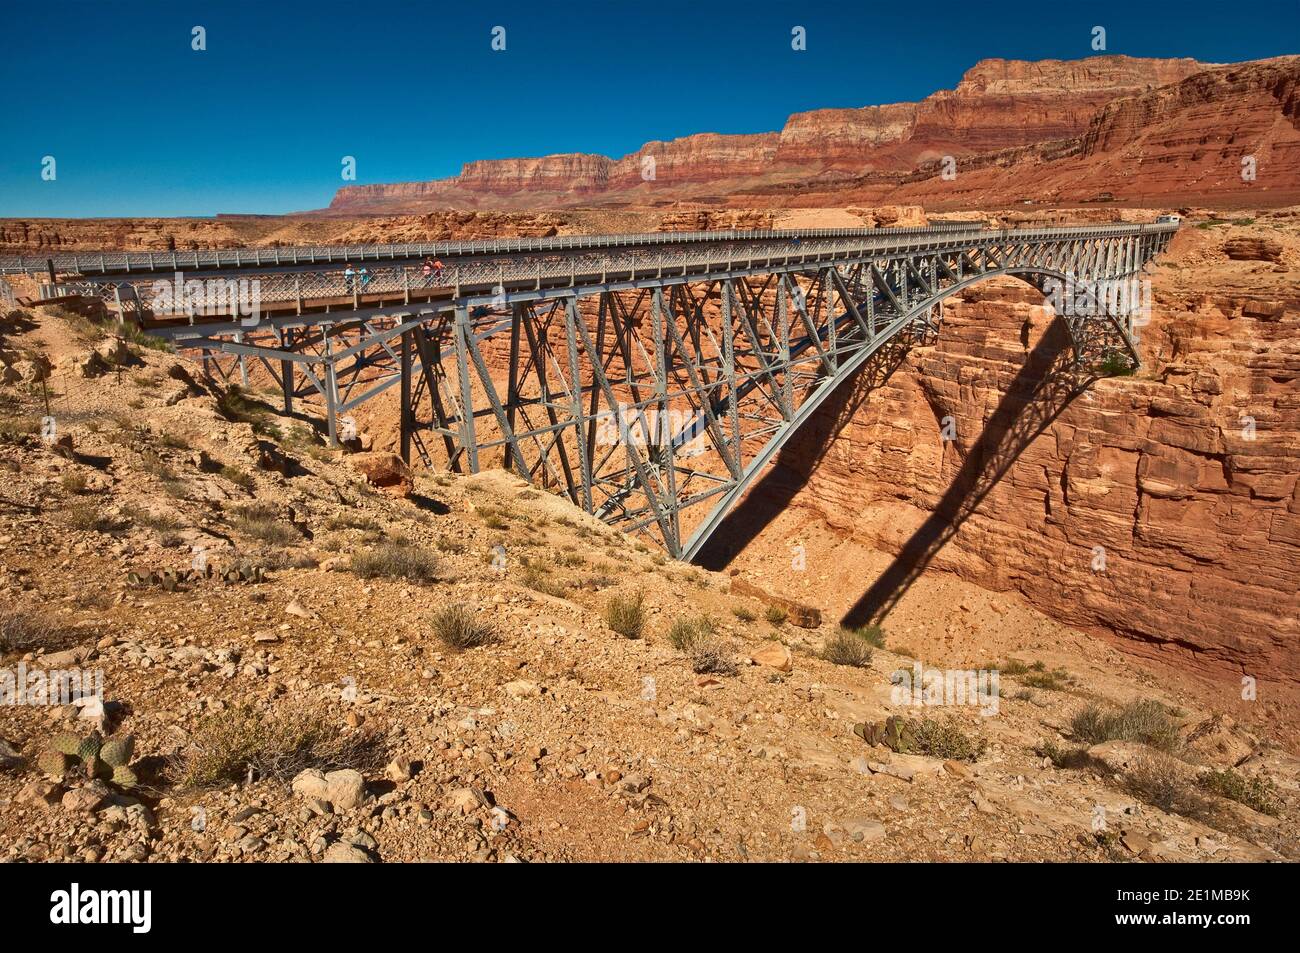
[{"xmin": 677, "ymin": 265, "xmax": 1141, "ymax": 561}]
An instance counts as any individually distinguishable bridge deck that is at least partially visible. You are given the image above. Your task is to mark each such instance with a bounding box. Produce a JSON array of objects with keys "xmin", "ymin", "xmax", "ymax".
[{"xmin": 33, "ymin": 222, "xmax": 1177, "ymax": 334}]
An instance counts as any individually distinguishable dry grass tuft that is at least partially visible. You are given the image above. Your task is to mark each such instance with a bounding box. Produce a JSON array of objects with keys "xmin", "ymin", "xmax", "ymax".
[
  {"xmin": 0, "ymin": 609, "xmax": 81, "ymax": 655},
  {"xmin": 430, "ymin": 605, "xmax": 497, "ymax": 650},
  {"xmin": 176, "ymin": 703, "xmax": 384, "ymax": 788},
  {"xmin": 821, "ymin": 630, "xmax": 873, "ymax": 668},
  {"xmin": 605, "ymin": 592, "xmax": 645, "ymax": 639},
  {"xmin": 1071, "ymin": 700, "xmax": 1181, "ymax": 752},
  {"xmin": 349, "ymin": 540, "xmax": 439, "ymax": 583}
]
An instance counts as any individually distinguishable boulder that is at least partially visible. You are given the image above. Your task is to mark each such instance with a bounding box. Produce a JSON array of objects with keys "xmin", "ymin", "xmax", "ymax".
[
  {"xmin": 94, "ymin": 337, "xmax": 132, "ymax": 367},
  {"xmin": 749, "ymin": 643, "xmax": 793, "ymax": 672},
  {"xmin": 322, "ymin": 841, "xmax": 373, "ymax": 863},
  {"xmin": 347, "ymin": 451, "xmax": 413, "ymax": 496},
  {"xmin": 291, "ymin": 768, "xmax": 368, "ymax": 811},
  {"xmin": 1223, "ymin": 237, "xmax": 1284, "ymax": 263}
]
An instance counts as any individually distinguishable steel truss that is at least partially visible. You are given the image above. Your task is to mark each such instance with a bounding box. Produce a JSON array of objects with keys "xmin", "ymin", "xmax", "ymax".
[{"xmin": 159, "ymin": 226, "xmax": 1174, "ymax": 559}]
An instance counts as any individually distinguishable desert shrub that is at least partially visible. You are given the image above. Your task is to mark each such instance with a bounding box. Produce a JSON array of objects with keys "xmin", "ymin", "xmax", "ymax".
[
  {"xmin": 667, "ymin": 614, "xmax": 714, "ymax": 651},
  {"xmin": 1099, "ymin": 351, "xmax": 1136, "ymax": 377},
  {"xmin": 232, "ymin": 513, "xmax": 302, "ymax": 546},
  {"xmin": 820, "ymin": 630, "xmax": 873, "ymax": 668},
  {"xmin": 216, "ymin": 385, "xmax": 279, "ymax": 436},
  {"xmin": 0, "ymin": 413, "xmax": 41, "ymax": 444},
  {"xmin": 1017, "ymin": 664, "xmax": 1073, "ymax": 691},
  {"xmin": 999, "ymin": 659, "xmax": 1071, "ymax": 688},
  {"xmin": 59, "ymin": 471, "xmax": 88, "ymax": 494},
  {"xmin": 64, "ymin": 501, "xmax": 120, "ymax": 533},
  {"xmin": 430, "ymin": 605, "xmax": 496, "ymax": 650},
  {"xmin": 0, "ymin": 609, "xmax": 79, "ymax": 655},
  {"xmin": 689, "ymin": 635, "xmax": 737, "ymax": 676},
  {"xmin": 177, "ymin": 703, "xmax": 383, "ymax": 787},
  {"xmin": 52, "ymin": 306, "xmax": 108, "ymax": 342},
  {"xmin": 433, "ymin": 536, "xmax": 465, "ymax": 554},
  {"xmin": 123, "ymin": 503, "xmax": 182, "ymax": 532},
  {"xmin": 912, "ymin": 718, "xmax": 987, "ymax": 762},
  {"xmin": 731, "ymin": 605, "xmax": 756, "ymax": 623},
  {"xmin": 605, "ymin": 592, "xmax": 645, "ymax": 639},
  {"xmin": 350, "ymin": 540, "xmax": 439, "ymax": 583},
  {"xmin": 763, "ymin": 604, "xmax": 787, "ymax": 627},
  {"xmin": 219, "ymin": 465, "xmax": 255, "ymax": 491},
  {"xmin": 139, "ymin": 448, "xmax": 174, "ymax": 479},
  {"xmin": 1035, "ymin": 739, "xmax": 1107, "ymax": 771},
  {"xmin": 282, "ymin": 425, "xmax": 332, "ymax": 462},
  {"xmin": 1071, "ymin": 700, "xmax": 1181, "ymax": 752},
  {"xmin": 842, "ymin": 623, "xmax": 886, "ymax": 648},
  {"xmin": 1198, "ymin": 769, "xmax": 1282, "ymax": 817},
  {"xmin": 520, "ymin": 564, "xmax": 565, "ymax": 598},
  {"xmin": 325, "ymin": 511, "xmax": 379, "ymax": 532},
  {"xmin": 1124, "ymin": 751, "xmax": 1215, "ymax": 820},
  {"xmin": 232, "ymin": 502, "xmax": 279, "ymax": 522}
]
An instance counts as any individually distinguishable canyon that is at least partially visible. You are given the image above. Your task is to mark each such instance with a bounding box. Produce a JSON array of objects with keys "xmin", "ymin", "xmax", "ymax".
[{"xmin": 706, "ymin": 213, "xmax": 1299, "ymax": 685}]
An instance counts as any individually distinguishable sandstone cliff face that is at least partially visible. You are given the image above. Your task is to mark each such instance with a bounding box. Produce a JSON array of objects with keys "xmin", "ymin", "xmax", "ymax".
[
  {"xmin": 908, "ymin": 56, "xmax": 1205, "ymax": 156},
  {"xmin": 775, "ymin": 103, "xmax": 917, "ymax": 167},
  {"xmin": 326, "ymin": 55, "xmax": 1217, "ymax": 212},
  {"xmin": 880, "ymin": 58, "xmax": 1300, "ymax": 208},
  {"xmin": 458, "ymin": 153, "xmax": 612, "ymax": 194},
  {"xmin": 609, "ymin": 133, "xmax": 780, "ymax": 189},
  {"xmin": 724, "ymin": 219, "xmax": 1300, "ymax": 680}
]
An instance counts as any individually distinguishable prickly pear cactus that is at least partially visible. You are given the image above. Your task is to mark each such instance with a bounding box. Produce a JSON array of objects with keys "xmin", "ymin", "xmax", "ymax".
[
  {"xmin": 38, "ymin": 750, "xmax": 74, "ymax": 779},
  {"xmin": 111, "ymin": 765, "xmax": 138, "ymax": 789},
  {"xmin": 76, "ymin": 730, "xmax": 103, "ymax": 764},
  {"xmin": 52, "ymin": 733, "xmax": 82, "ymax": 757},
  {"xmin": 101, "ymin": 735, "xmax": 134, "ymax": 768}
]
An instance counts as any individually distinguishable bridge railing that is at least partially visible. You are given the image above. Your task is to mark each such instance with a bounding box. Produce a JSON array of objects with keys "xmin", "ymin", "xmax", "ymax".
[
  {"xmin": 0, "ymin": 224, "xmax": 983, "ymax": 275},
  {"xmin": 0, "ymin": 220, "xmax": 1156, "ymax": 276}
]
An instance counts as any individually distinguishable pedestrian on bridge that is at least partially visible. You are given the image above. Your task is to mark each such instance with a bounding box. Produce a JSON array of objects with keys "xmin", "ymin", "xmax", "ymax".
[
  {"xmin": 359, "ymin": 265, "xmax": 372, "ymax": 290},
  {"xmin": 433, "ymin": 258, "xmax": 445, "ymax": 283},
  {"xmin": 344, "ymin": 263, "xmax": 356, "ymax": 294},
  {"xmin": 422, "ymin": 257, "xmax": 434, "ymax": 287}
]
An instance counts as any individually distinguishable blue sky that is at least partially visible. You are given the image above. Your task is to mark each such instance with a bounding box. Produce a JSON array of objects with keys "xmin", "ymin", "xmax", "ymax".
[{"xmin": 1, "ymin": 0, "xmax": 1295, "ymax": 217}]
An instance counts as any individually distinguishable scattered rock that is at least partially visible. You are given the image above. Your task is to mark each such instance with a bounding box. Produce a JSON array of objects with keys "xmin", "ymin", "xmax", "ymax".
[
  {"xmin": 323, "ymin": 841, "xmax": 373, "ymax": 864},
  {"xmin": 291, "ymin": 768, "xmax": 368, "ymax": 811},
  {"xmin": 749, "ymin": 643, "xmax": 793, "ymax": 672}
]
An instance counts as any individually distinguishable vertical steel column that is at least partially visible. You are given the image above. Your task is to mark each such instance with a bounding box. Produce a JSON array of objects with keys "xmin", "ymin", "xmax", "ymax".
[
  {"xmin": 323, "ymin": 326, "xmax": 340, "ymax": 447},
  {"xmin": 399, "ymin": 328, "xmax": 412, "ymax": 464},
  {"xmin": 451, "ymin": 305, "xmax": 479, "ymax": 473},
  {"xmin": 279, "ymin": 328, "xmax": 294, "ymax": 414},
  {"xmin": 234, "ymin": 330, "xmax": 249, "ymax": 387},
  {"xmin": 651, "ymin": 287, "xmax": 680, "ymax": 546},
  {"xmin": 823, "ymin": 269, "xmax": 837, "ymax": 371},
  {"xmin": 563, "ymin": 297, "xmax": 593, "ymax": 513},
  {"xmin": 721, "ymin": 281, "xmax": 741, "ymax": 466},
  {"xmin": 776, "ymin": 278, "xmax": 791, "ymax": 414},
  {"xmin": 503, "ymin": 302, "xmax": 522, "ymax": 471}
]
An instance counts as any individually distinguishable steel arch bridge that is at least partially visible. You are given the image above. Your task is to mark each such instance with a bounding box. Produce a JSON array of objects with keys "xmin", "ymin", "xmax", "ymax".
[{"xmin": 21, "ymin": 222, "xmax": 1176, "ymax": 559}]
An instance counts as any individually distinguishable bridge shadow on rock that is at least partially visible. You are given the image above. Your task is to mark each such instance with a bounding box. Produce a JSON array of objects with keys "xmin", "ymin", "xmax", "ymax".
[
  {"xmin": 841, "ymin": 319, "xmax": 1095, "ymax": 628},
  {"xmin": 695, "ymin": 335, "xmax": 915, "ymax": 572}
]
